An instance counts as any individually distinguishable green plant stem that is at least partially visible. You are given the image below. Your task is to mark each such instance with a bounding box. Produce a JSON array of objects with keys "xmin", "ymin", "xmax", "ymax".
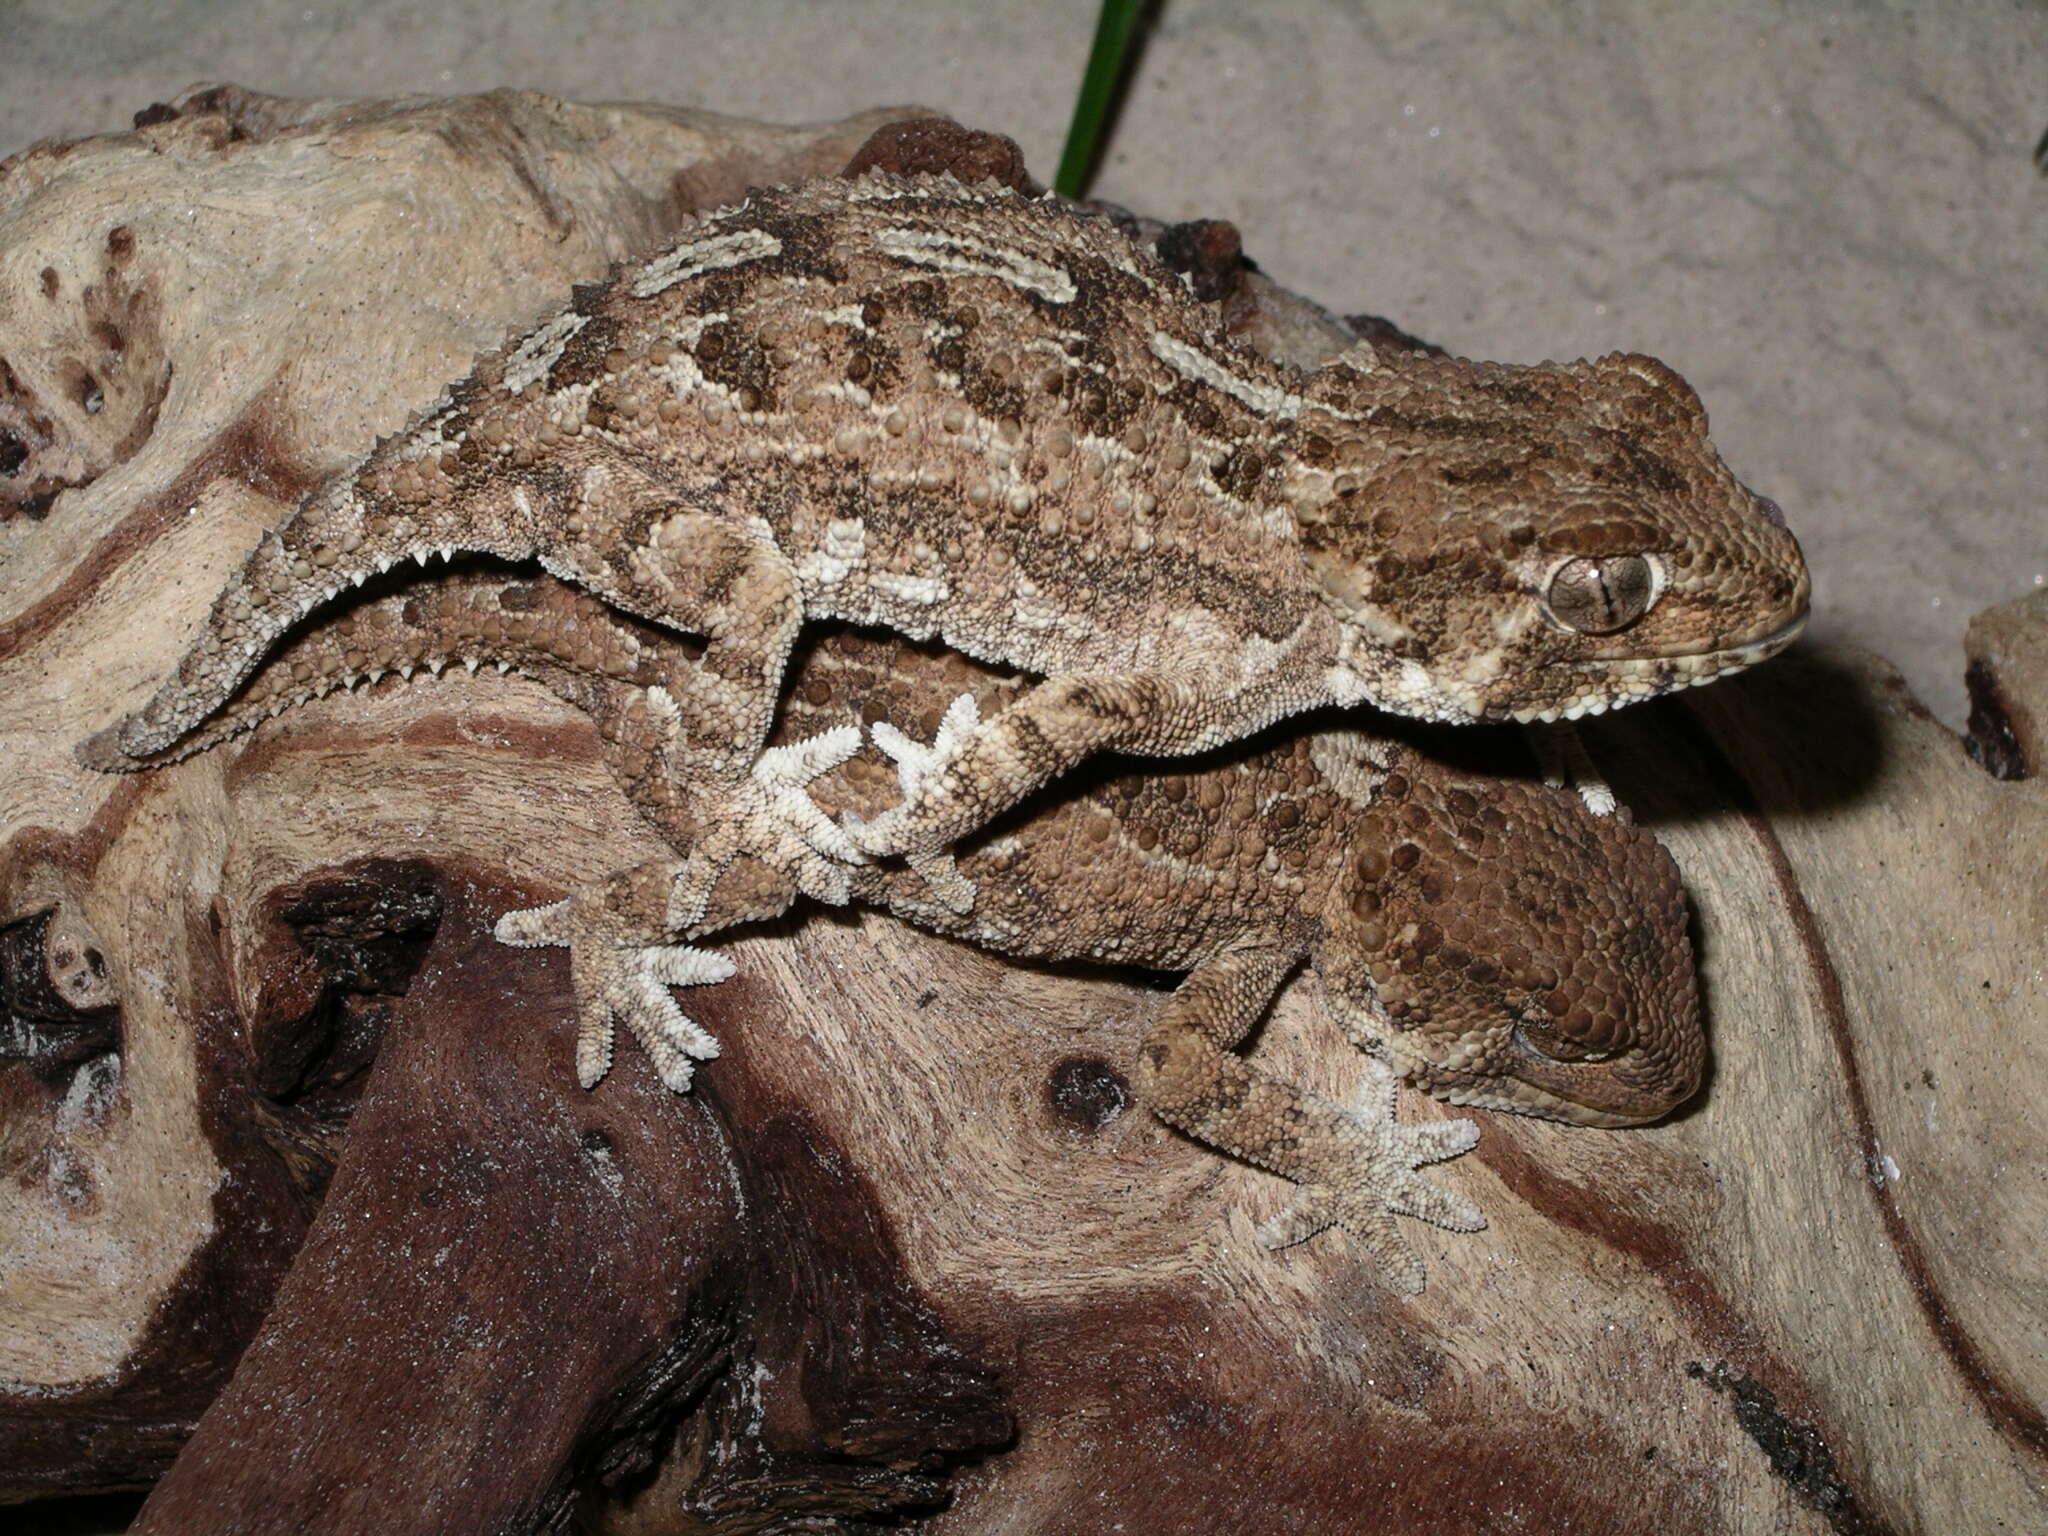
[{"xmin": 1054, "ymin": 0, "xmax": 1143, "ymax": 199}]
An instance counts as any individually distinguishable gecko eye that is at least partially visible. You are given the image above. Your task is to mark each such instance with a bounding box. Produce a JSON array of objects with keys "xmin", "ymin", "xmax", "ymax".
[
  {"xmin": 1515, "ymin": 1019, "xmax": 1615, "ymax": 1066},
  {"xmin": 1543, "ymin": 554, "xmax": 1655, "ymax": 634},
  {"xmin": 0, "ymin": 427, "xmax": 26, "ymax": 477}
]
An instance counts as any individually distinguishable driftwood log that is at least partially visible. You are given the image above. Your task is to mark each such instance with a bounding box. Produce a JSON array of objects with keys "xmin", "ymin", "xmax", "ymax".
[{"xmin": 2, "ymin": 88, "xmax": 2042, "ymax": 1534}]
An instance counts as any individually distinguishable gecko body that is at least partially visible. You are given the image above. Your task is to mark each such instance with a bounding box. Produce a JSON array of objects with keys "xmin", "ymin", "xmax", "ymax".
[
  {"xmin": 87, "ymin": 174, "xmax": 1805, "ymax": 845},
  {"xmin": 175, "ymin": 568, "xmax": 1703, "ymax": 1291},
  {"xmin": 80, "ymin": 172, "xmax": 1792, "ymax": 1115}
]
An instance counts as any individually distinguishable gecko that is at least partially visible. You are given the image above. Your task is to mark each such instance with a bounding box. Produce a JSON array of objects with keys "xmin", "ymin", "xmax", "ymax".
[
  {"xmin": 80, "ymin": 169, "xmax": 1802, "ymax": 1050},
  {"xmin": 155, "ymin": 567, "xmax": 1703, "ymax": 1292}
]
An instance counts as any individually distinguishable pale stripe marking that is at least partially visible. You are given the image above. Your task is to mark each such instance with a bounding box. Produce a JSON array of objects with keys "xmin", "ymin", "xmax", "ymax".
[
  {"xmin": 873, "ymin": 227, "xmax": 1077, "ymax": 304},
  {"xmin": 630, "ymin": 227, "xmax": 785, "ymax": 298},
  {"xmin": 1148, "ymin": 332, "xmax": 1301, "ymax": 420},
  {"xmin": 502, "ymin": 313, "xmax": 590, "ymax": 394}
]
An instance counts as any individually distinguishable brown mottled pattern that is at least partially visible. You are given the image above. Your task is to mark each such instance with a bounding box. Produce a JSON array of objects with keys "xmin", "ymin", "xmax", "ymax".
[
  {"xmin": 101, "ymin": 172, "xmax": 1805, "ymax": 792},
  {"xmin": 78, "ymin": 173, "xmax": 1776, "ymax": 1272},
  {"xmin": 127, "ymin": 567, "xmax": 1702, "ymax": 1290}
]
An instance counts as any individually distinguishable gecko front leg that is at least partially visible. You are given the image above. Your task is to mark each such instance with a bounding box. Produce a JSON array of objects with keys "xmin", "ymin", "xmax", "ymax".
[
  {"xmin": 1248, "ymin": 1057, "xmax": 1484, "ymax": 1286},
  {"xmin": 849, "ymin": 628, "xmax": 1342, "ymax": 904},
  {"xmin": 1138, "ymin": 935, "xmax": 1484, "ymax": 1294}
]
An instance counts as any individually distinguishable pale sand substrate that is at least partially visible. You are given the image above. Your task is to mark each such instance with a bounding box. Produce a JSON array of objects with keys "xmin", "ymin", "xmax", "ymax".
[{"xmin": 3, "ymin": 0, "xmax": 2041, "ymax": 726}]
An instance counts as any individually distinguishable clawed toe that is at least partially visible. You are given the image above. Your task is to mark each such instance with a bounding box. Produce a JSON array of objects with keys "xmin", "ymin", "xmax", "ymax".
[
  {"xmin": 1253, "ymin": 1065, "xmax": 1485, "ymax": 1293},
  {"xmin": 1255, "ymin": 1190, "xmax": 1429, "ymax": 1296},
  {"xmin": 497, "ymin": 897, "xmax": 735, "ymax": 1092},
  {"xmin": 664, "ymin": 725, "xmax": 867, "ymax": 931},
  {"xmin": 580, "ymin": 938, "xmax": 733, "ymax": 1092},
  {"xmin": 749, "ymin": 726, "xmax": 868, "ymax": 864},
  {"xmin": 845, "ymin": 694, "xmax": 981, "ymax": 911},
  {"xmin": 1525, "ymin": 720, "xmax": 1618, "ymax": 816}
]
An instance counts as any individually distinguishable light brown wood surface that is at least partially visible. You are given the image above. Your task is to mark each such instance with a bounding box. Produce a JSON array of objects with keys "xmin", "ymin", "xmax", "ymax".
[{"xmin": 1, "ymin": 88, "xmax": 2041, "ymax": 1534}]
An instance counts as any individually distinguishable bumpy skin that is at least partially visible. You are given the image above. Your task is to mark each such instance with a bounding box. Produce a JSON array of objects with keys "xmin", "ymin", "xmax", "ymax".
[
  {"xmin": 85, "ymin": 173, "xmax": 1806, "ymax": 877},
  {"xmin": 155, "ymin": 568, "xmax": 1703, "ymax": 1291}
]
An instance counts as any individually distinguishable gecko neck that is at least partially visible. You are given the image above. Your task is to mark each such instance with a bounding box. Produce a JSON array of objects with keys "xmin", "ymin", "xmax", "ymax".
[{"xmin": 1325, "ymin": 620, "xmax": 1480, "ymax": 724}]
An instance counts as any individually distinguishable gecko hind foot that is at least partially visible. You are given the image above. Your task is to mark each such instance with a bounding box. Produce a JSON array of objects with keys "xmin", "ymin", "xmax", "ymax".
[
  {"xmin": 663, "ymin": 724, "xmax": 868, "ymax": 931},
  {"xmin": 495, "ymin": 898, "xmax": 735, "ymax": 1092}
]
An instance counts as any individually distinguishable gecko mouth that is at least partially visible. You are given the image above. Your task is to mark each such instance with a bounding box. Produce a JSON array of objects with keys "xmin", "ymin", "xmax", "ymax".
[
  {"xmin": 1438, "ymin": 1076, "xmax": 1678, "ymax": 1128},
  {"xmin": 1580, "ymin": 604, "xmax": 1809, "ymax": 665},
  {"xmin": 1500, "ymin": 605, "xmax": 1810, "ymax": 724},
  {"xmin": 1437, "ymin": 1031, "xmax": 1697, "ymax": 1127}
]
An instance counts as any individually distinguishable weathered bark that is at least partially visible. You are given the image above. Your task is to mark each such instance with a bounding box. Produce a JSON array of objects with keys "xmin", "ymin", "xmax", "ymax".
[
  {"xmin": 134, "ymin": 867, "xmax": 749, "ymax": 1534},
  {"xmin": 0, "ymin": 82, "xmax": 941, "ymax": 1501},
  {"xmin": 3, "ymin": 88, "xmax": 2042, "ymax": 1534}
]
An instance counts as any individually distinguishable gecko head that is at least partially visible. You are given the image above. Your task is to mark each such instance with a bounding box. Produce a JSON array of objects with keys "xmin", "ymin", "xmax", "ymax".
[
  {"xmin": 1321, "ymin": 768, "xmax": 1702, "ymax": 1127},
  {"xmin": 1290, "ymin": 350, "xmax": 1809, "ymax": 724}
]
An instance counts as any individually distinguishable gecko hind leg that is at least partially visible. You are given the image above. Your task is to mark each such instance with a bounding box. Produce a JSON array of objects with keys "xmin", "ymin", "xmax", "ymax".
[
  {"xmin": 481, "ymin": 578, "xmax": 863, "ymax": 1091},
  {"xmin": 493, "ymin": 710, "xmax": 864, "ymax": 1093},
  {"xmin": 603, "ymin": 504, "xmax": 808, "ymax": 784}
]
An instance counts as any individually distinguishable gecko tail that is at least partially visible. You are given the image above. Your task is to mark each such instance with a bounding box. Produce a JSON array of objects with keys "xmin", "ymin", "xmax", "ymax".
[
  {"xmin": 102, "ymin": 461, "xmax": 541, "ymax": 763},
  {"xmin": 108, "ymin": 524, "xmax": 328, "ymax": 759},
  {"xmin": 81, "ymin": 567, "xmax": 634, "ymax": 776},
  {"xmin": 74, "ymin": 724, "xmax": 143, "ymax": 774}
]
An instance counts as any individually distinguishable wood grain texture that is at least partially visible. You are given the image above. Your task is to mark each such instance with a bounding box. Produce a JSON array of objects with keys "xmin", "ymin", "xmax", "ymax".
[
  {"xmin": 2, "ymin": 89, "xmax": 2041, "ymax": 1534},
  {"xmin": 0, "ymin": 83, "xmax": 941, "ymax": 1500},
  {"xmin": 132, "ymin": 867, "xmax": 752, "ymax": 1533}
]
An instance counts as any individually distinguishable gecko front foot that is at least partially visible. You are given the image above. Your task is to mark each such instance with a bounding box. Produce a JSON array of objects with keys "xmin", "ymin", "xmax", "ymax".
[
  {"xmin": 663, "ymin": 724, "xmax": 869, "ymax": 931},
  {"xmin": 1253, "ymin": 1061, "xmax": 1485, "ymax": 1295},
  {"xmin": 844, "ymin": 693, "xmax": 981, "ymax": 913},
  {"xmin": 1524, "ymin": 720, "xmax": 1618, "ymax": 816},
  {"xmin": 495, "ymin": 897, "xmax": 734, "ymax": 1092}
]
